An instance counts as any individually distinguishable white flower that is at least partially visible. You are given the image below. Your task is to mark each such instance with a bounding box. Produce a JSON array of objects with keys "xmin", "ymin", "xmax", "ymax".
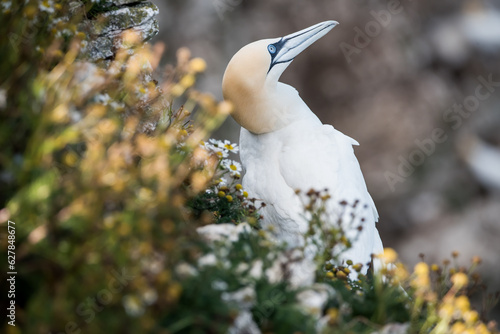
[
  {"xmin": 198, "ymin": 253, "xmax": 217, "ymax": 267},
  {"xmin": 197, "ymin": 223, "xmax": 252, "ymax": 243},
  {"xmin": 204, "ymin": 139, "xmax": 229, "ymax": 158},
  {"xmin": 296, "ymin": 284, "xmax": 334, "ymax": 319},
  {"xmin": 212, "ymin": 280, "xmax": 228, "ymax": 291},
  {"xmin": 221, "ymin": 159, "xmax": 242, "ymax": 176},
  {"xmin": 110, "ymin": 101, "xmax": 125, "ymax": 111},
  {"xmin": 216, "ymin": 177, "xmax": 228, "ymax": 188},
  {"xmin": 175, "ymin": 262, "xmax": 198, "ymax": 277},
  {"xmin": 249, "ymin": 260, "xmax": 263, "ymax": 280},
  {"xmin": 228, "ymin": 311, "xmax": 261, "ymax": 334},
  {"xmin": 39, "ymin": 0, "xmax": 54, "ymax": 13},
  {"xmin": 222, "ymin": 140, "xmax": 239, "ymax": 154},
  {"xmin": 208, "ymin": 138, "xmax": 224, "ymax": 147},
  {"xmin": 122, "ymin": 295, "xmax": 145, "ymax": 317},
  {"xmin": 265, "ymin": 250, "xmax": 316, "ymax": 288},
  {"xmin": 222, "ymin": 286, "xmax": 256, "ymax": 310},
  {"xmin": 142, "ymin": 288, "xmax": 158, "ymax": 306},
  {"xmin": 236, "ymin": 262, "xmax": 249, "ymax": 274}
]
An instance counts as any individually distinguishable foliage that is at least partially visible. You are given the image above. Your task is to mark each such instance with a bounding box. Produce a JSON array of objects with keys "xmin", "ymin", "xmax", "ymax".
[{"xmin": 0, "ymin": 2, "xmax": 499, "ymax": 334}]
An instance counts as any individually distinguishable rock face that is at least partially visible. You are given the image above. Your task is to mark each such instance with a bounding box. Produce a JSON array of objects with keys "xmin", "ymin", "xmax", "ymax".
[
  {"xmin": 76, "ymin": 0, "xmax": 159, "ymax": 61},
  {"xmin": 68, "ymin": 0, "xmax": 162, "ymax": 133}
]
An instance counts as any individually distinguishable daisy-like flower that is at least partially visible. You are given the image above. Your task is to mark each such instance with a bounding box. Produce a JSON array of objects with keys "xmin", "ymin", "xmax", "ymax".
[
  {"xmin": 215, "ymin": 177, "xmax": 228, "ymax": 188},
  {"xmin": 208, "ymin": 138, "xmax": 224, "ymax": 147},
  {"xmin": 204, "ymin": 138, "xmax": 229, "ymax": 158},
  {"xmin": 222, "ymin": 140, "xmax": 239, "ymax": 154},
  {"xmin": 221, "ymin": 159, "xmax": 242, "ymax": 177},
  {"xmin": 39, "ymin": 0, "xmax": 55, "ymax": 13}
]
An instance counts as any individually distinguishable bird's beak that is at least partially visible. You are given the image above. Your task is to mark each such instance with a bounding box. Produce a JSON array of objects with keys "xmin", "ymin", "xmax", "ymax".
[{"xmin": 271, "ymin": 20, "xmax": 338, "ymax": 68}]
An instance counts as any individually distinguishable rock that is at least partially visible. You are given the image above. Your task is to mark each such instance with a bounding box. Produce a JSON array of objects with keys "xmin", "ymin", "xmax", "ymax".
[
  {"xmin": 78, "ymin": 1, "xmax": 159, "ymax": 61},
  {"xmin": 70, "ymin": 0, "xmax": 162, "ymax": 134},
  {"xmin": 88, "ymin": 0, "xmax": 147, "ymax": 6},
  {"xmin": 71, "ymin": 62, "xmax": 106, "ymax": 96},
  {"xmin": 84, "ymin": 35, "xmax": 115, "ymax": 61},
  {"xmin": 87, "ymin": 2, "xmax": 159, "ymax": 36}
]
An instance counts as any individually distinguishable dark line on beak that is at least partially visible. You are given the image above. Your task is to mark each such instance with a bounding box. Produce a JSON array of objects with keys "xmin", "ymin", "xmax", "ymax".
[{"xmin": 267, "ymin": 22, "xmax": 334, "ymax": 74}]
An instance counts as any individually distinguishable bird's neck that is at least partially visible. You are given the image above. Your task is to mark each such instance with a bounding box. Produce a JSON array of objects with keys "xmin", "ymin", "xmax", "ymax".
[{"xmin": 228, "ymin": 81, "xmax": 316, "ymax": 134}]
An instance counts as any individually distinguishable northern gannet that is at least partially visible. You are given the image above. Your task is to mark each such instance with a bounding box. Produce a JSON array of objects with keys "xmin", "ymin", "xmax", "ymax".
[{"xmin": 222, "ymin": 21, "xmax": 383, "ymax": 273}]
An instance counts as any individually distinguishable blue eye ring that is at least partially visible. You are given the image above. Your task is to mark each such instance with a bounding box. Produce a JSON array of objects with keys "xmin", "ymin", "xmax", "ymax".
[{"xmin": 268, "ymin": 44, "xmax": 277, "ymax": 54}]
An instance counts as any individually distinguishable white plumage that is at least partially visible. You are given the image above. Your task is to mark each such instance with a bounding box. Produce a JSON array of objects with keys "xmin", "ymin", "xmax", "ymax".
[{"xmin": 223, "ymin": 21, "xmax": 383, "ymax": 273}]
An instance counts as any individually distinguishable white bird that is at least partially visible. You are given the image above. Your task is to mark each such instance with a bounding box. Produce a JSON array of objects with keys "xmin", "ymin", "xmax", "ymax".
[{"xmin": 222, "ymin": 21, "xmax": 383, "ymax": 274}]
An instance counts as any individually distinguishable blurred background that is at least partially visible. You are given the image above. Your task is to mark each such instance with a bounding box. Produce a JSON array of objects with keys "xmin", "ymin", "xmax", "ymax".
[{"xmin": 152, "ymin": 0, "xmax": 500, "ymax": 316}]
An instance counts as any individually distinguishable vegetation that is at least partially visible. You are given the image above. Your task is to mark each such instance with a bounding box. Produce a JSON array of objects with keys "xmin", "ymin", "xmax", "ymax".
[{"xmin": 0, "ymin": 2, "xmax": 498, "ymax": 334}]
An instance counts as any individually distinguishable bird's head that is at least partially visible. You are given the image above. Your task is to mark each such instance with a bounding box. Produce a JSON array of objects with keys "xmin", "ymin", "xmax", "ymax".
[{"xmin": 223, "ymin": 21, "xmax": 338, "ymax": 134}]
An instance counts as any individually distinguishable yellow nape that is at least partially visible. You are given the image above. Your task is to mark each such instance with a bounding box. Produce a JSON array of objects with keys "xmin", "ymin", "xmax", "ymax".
[{"xmin": 222, "ymin": 39, "xmax": 278, "ymax": 134}]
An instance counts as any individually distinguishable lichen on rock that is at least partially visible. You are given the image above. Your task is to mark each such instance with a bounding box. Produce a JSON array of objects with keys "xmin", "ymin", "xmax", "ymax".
[{"xmin": 77, "ymin": 0, "xmax": 159, "ymax": 62}]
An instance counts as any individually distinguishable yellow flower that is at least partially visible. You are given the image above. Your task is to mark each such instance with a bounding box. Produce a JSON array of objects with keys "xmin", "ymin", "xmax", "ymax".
[
  {"xmin": 217, "ymin": 191, "xmax": 225, "ymax": 198},
  {"xmin": 189, "ymin": 57, "xmax": 207, "ymax": 73},
  {"xmin": 438, "ymin": 303, "xmax": 454, "ymax": 319},
  {"xmin": 463, "ymin": 310, "xmax": 479, "ymax": 325},
  {"xmin": 327, "ymin": 308, "xmax": 339, "ymax": 324},
  {"xmin": 451, "ymin": 321, "xmax": 466, "ymax": 334},
  {"xmin": 336, "ymin": 271, "xmax": 347, "ymax": 280},
  {"xmin": 326, "ymin": 271, "xmax": 334, "ymax": 279},
  {"xmin": 431, "ymin": 264, "xmax": 440, "ymax": 272},
  {"xmin": 412, "ymin": 262, "xmax": 430, "ymax": 289},
  {"xmin": 455, "ymin": 295, "xmax": 470, "ymax": 313},
  {"xmin": 379, "ymin": 248, "xmax": 398, "ymax": 263},
  {"xmin": 170, "ymin": 84, "xmax": 184, "ymax": 96},
  {"xmin": 394, "ymin": 263, "xmax": 409, "ymax": 282},
  {"xmin": 243, "ymin": 191, "xmax": 248, "ymax": 198},
  {"xmin": 415, "ymin": 262, "xmax": 429, "ymax": 276},
  {"xmin": 451, "ymin": 273, "xmax": 468, "ymax": 289},
  {"xmin": 180, "ymin": 74, "xmax": 196, "ymax": 88},
  {"xmin": 352, "ymin": 263, "xmax": 363, "ymax": 272},
  {"xmin": 226, "ymin": 195, "xmax": 233, "ymax": 202},
  {"xmin": 235, "ymin": 184, "xmax": 243, "ymax": 191}
]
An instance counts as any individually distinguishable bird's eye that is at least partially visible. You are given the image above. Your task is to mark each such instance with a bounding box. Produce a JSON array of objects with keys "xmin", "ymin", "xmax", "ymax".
[{"xmin": 268, "ymin": 44, "xmax": 277, "ymax": 54}]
